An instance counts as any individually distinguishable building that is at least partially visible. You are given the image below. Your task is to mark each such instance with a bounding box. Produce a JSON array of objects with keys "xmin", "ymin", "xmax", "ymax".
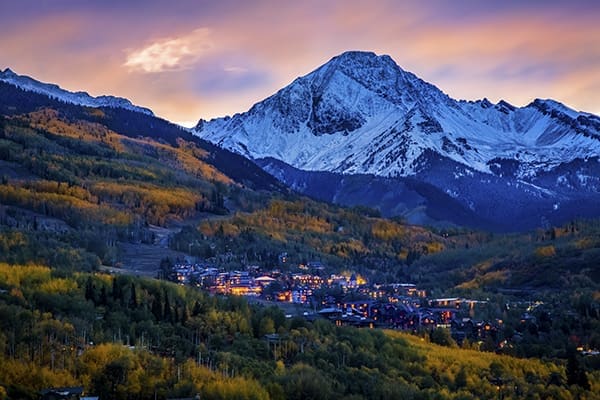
[{"xmin": 40, "ymin": 387, "xmax": 84, "ymax": 400}]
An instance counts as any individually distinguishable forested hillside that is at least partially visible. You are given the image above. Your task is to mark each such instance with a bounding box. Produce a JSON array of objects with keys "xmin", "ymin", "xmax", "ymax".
[
  {"xmin": 0, "ymin": 83, "xmax": 280, "ymax": 272},
  {"xmin": 1, "ymin": 264, "xmax": 597, "ymax": 399},
  {"xmin": 0, "ymin": 82, "xmax": 598, "ymax": 399},
  {"xmin": 0, "ymin": 81, "xmax": 455, "ymax": 274}
]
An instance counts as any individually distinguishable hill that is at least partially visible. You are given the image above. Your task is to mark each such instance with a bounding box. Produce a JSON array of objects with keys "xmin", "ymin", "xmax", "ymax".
[
  {"xmin": 0, "ymin": 263, "xmax": 597, "ymax": 399},
  {"xmin": 0, "ymin": 79, "xmax": 287, "ymax": 275}
]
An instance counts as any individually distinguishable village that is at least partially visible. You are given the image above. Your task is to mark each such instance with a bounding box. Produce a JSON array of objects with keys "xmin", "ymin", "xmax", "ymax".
[{"xmin": 164, "ymin": 257, "xmax": 527, "ymax": 349}]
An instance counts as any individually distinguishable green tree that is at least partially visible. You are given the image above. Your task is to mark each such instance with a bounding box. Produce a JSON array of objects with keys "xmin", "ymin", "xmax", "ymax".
[
  {"xmin": 454, "ymin": 367, "xmax": 467, "ymax": 389},
  {"xmin": 489, "ymin": 361, "xmax": 506, "ymax": 381},
  {"xmin": 129, "ymin": 282, "xmax": 137, "ymax": 309},
  {"xmin": 85, "ymin": 277, "xmax": 96, "ymax": 304},
  {"xmin": 259, "ymin": 317, "xmax": 275, "ymax": 337},
  {"xmin": 566, "ymin": 347, "xmax": 590, "ymax": 390},
  {"xmin": 92, "ymin": 356, "xmax": 132, "ymax": 400},
  {"xmin": 152, "ymin": 291, "xmax": 163, "ymax": 321},
  {"xmin": 281, "ymin": 363, "xmax": 334, "ymax": 400},
  {"xmin": 430, "ymin": 328, "xmax": 455, "ymax": 347},
  {"xmin": 164, "ymin": 290, "xmax": 172, "ymax": 322}
]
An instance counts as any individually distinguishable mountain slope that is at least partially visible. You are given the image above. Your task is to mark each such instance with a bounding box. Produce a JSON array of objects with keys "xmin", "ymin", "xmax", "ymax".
[
  {"xmin": 0, "ymin": 80, "xmax": 287, "ymax": 275},
  {"xmin": 0, "ymin": 67, "xmax": 154, "ymax": 116},
  {"xmin": 0, "ymin": 80, "xmax": 284, "ymax": 192},
  {"xmin": 256, "ymin": 157, "xmax": 495, "ymax": 229},
  {"xmin": 195, "ymin": 51, "xmax": 600, "ymax": 230},
  {"xmin": 195, "ymin": 51, "xmax": 600, "ymax": 178}
]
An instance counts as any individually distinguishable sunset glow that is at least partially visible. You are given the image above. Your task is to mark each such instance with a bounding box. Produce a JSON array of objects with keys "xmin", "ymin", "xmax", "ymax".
[{"xmin": 1, "ymin": 0, "xmax": 598, "ymax": 125}]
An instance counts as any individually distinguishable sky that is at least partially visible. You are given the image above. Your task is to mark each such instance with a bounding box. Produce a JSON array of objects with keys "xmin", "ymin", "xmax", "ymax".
[{"xmin": 1, "ymin": 0, "xmax": 599, "ymax": 126}]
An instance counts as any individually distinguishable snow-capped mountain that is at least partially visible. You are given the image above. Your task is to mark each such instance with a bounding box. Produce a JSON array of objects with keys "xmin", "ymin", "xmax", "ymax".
[
  {"xmin": 0, "ymin": 68, "xmax": 154, "ymax": 116},
  {"xmin": 195, "ymin": 51, "xmax": 600, "ymax": 230},
  {"xmin": 195, "ymin": 51, "xmax": 599, "ymax": 178}
]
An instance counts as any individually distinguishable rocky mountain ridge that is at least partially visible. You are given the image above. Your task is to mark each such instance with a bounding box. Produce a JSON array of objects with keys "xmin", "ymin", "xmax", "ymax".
[
  {"xmin": 194, "ymin": 51, "xmax": 600, "ymax": 230},
  {"xmin": 0, "ymin": 67, "xmax": 154, "ymax": 116}
]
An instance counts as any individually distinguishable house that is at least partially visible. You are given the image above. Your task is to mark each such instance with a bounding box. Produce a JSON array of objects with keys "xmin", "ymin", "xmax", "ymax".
[
  {"xmin": 318, "ymin": 307, "xmax": 343, "ymax": 318},
  {"xmin": 307, "ymin": 261, "xmax": 325, "ymax": 271},
  {"xmin": 337, "ymin": 313, "xmax": 375, "ymax": 328},
  {"xmin": 393, "ymin": 283, "xmax": 418, "ymax": 296},
  {"xmin": 343, "ymin": 300, "xmax": 377, "ymax": 318},
  {"xmin": 291, "ymin": 287, "xmax": 313, "ymax": 304},
  {"xmin": 255, "ymin": 276, "xmax": 276, "ymax": 287},
  {"xmin": 39, "ymin": 387, "xmax": 84, "ymax": 400},
  {"xmin": 430, "ymin": 297, "xmax": 461, "ymax": 308}
]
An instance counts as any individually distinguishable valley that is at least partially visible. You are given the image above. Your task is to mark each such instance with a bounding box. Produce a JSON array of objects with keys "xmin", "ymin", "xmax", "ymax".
[{"xmin": 0, "ymin": 55, "xmax": 598, "ymax": 399}]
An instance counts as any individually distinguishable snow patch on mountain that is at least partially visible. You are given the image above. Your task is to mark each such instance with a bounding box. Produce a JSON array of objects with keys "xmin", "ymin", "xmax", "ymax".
[
  {"xmin": 0, "ymin": 68, "xmax": 154, "ymax": 116},
  {"xmin": 194, "ymin": 51, "xmax": 600, "ymax": 181}
]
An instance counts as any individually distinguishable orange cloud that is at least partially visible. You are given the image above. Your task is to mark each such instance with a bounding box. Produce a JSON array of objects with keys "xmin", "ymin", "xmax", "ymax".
[
  {"xmin": 391, "ymin": 12, "xmax": 600, "ymax": 113},
  {"xmin": 0, "ymin": 2, "xmax": 598, "ymax": 122},
  {"xmin": 124, "ymin": 28, "xmax": 212, "ymax": 73}
]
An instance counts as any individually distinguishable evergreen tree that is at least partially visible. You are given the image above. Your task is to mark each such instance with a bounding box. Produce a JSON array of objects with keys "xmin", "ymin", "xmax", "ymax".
[
  {"xmin": 181, "ymin": 304, "xmax": 189, "ymax": 324},
  {"xmin": 129, "ymin": 282, "xmax": 137, "ymax": 309},
  {"xmin": 192, "ymin": 300, "xmax": 203, "ymax": 316},
  {"xmin": 111, "ymin": 277, "xmax": 122, "ymax": 304},
  {"xmin": 99, "ymin": 286, "xmax": 108, "ymax": 306},
  {"xmin": 152, "ymin": 291, "xmax": 163, "ymax": 321},
  {"xmin": 163, "ymin": 290, "xmax": 172, "ymax": 322},
  {"xmin": 454, "ymin": 367, "xmax": 467, "ymax": 389},
  {"xmin": 566, "ymin": 347, "xmax": 590, "ymax": 390},
  {"xmin": 406, "ymin": 249, "xmax": 420, "ymax": 265},
  {"xmin": 173, "ymin": 304, "xmax": 179, "ymax": 324},
  {"xmin": 85, "ymin": 277, "xmax": 96, "ymax": 304}
]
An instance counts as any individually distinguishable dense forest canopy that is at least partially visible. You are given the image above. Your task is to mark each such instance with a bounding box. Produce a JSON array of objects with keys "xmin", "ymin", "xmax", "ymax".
[{"xmin": 0, "ymin": 263, "xmax": 597, "ymax": 399}]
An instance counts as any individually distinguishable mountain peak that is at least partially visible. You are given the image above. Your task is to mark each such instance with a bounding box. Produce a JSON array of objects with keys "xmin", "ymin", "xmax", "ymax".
[
  {"xmin": 331, "ymin": 50, "xmax": 392, "ymax": 64},
  {"xmin": 1, "ymin": 68, "xmax": 16, "ymax": 77},
  {"xmin": 324, "ymin": 50, "xmax": 405, "ymax": 79},
  {"xmin": 528, "ymin": 98, "xmax": 582, "ymax": 118},
  {"xmin": 300, "ymin": 51, "xmax": 422, "ymax": 135},
  {"xmin": 303, "ymin": 50, "xmax": 448, "ymax": 113},
  {"xmin": 196, "ymin": 50, "xmax": 599, "ymax": 176},
  {"xmin": 334, "ymin": 50, "xmax": 377, "ymax": 58}
]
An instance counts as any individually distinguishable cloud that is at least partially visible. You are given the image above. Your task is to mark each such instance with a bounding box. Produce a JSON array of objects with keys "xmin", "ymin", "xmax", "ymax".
[
  {"xmin": 224, "ymin": 66, "xmax": 248, "ymax": 73},
  {"xmin": 1, "ymin": 1, "xmax": 598, "ymax": 122},
  {"xmin": 124, "ymin": 28, "xmax": 212, "ymax": 73}
]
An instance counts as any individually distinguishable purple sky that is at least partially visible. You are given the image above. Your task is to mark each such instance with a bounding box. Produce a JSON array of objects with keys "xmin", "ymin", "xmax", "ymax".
[{"xmin": 1, "ymin": 0, "xmax": 598, "ymax": 126}]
